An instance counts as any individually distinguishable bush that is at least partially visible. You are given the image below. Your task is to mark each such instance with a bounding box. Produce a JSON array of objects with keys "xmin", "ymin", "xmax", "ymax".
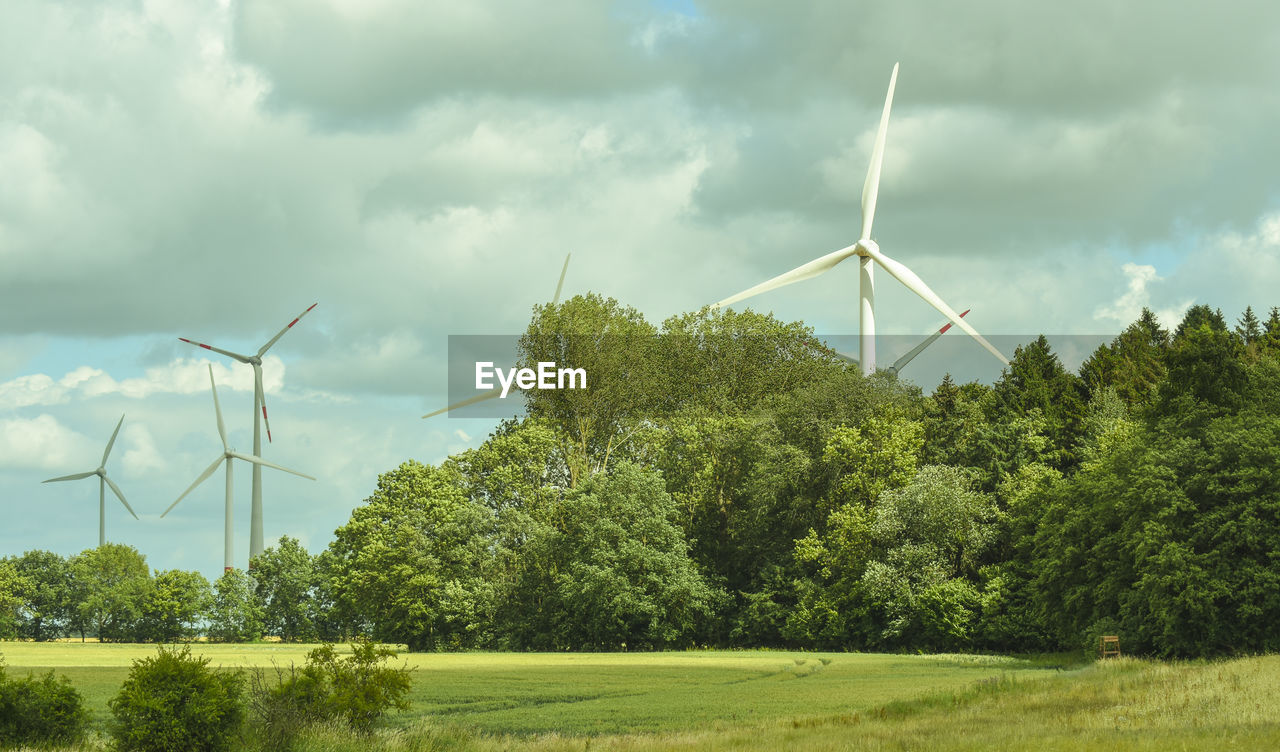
[
  {"xmin": 0, "ymin": 661, "xmax": 89, "ymax": 747},
  {"xmin": 108, "ymin": 645, "xmax": 245, "ymax": 752},
  {"xmin": 249, "ymin": 640, "xmax": 410, "ymax": 748}
]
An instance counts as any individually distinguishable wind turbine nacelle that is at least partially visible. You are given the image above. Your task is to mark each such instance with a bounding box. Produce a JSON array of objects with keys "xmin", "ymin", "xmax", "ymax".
[{"xmin": 856, "ymin": 239, "xmax": 880, "ymax": 257}]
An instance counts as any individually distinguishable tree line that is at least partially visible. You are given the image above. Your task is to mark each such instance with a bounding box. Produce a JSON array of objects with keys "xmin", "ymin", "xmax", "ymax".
[
  {"xmin": 0, "ymin": 537, "xmax": 332, "ymax": 643},
  {"xmin": 5, "ymin": 298, "xmax": 1279, "ymax": 657}
]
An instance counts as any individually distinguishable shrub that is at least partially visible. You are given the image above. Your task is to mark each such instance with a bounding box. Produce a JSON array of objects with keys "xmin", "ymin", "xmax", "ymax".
[
  {"xmin": 0, "ymin": 660, "xmax": 89, "ymax": 747},
  {"xmin": 108, "ymin": 645, "xmax": 245, "ymax": 752},
  {"xmin": 248, "ymin": 640, "xmax": 410, "ymax": 748}
]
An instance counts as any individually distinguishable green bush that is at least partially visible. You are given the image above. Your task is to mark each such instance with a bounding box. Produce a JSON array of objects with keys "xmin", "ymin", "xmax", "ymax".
[
  {"xmin": 107, "ymin": 645, "xmax": 245, "ymax": 752},
  {"xmin": 248, "ymin": 640, "xmax": 410, "ymax": 748},
  {"xmin": 0, "ymin": 661, "xmax": 89, "ymax": 747}
]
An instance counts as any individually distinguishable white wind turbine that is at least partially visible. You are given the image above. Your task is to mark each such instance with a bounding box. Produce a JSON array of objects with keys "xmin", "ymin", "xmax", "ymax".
[
  {"xmin": 42, "ymin": 414, "xmax": 138, "ymax": 548},
  {"xmin": 422, "ymin": 253, "xmax": 571, "ymax": 419},
  {"xmin": 179, "ymin": 302, "xmax": 316, "ymax": 561},
  {"xmin": 712, "ymin": 63, "xmax": 1007, "ymax": 374},
  {"xmin": 162, "ymin": 366, "xmax": 313, "ymax": 571}
]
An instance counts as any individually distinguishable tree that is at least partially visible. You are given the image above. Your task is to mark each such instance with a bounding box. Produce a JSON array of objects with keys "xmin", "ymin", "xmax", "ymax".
[
  {"xmin": 0, "ymin": 559, "xmax": 27, "ymax": 640},
  {"xmin": 1173, "ymin": 304, "xmax": 1228, "ymax": 340},
  {"xmin": 510, "ymin": 463, "xmax": 720, "ymax": 650},
  {"xmin": 324, "ymin": 461, "xmax": 493, "ymax": 650},
  {"xmin": 859, "ymin": 466, "xmax": 996, "ymax": 649},
  {"xmin": 519, "ymin": 293, "xmax": 660, "ymax": 486},
  {"xmin": 989, "ymin": 335, "xmax": 1085, "ymax": 472},
  {"xmin": 820, "ymin": 415, "xmax": 923, "ymax": 510},
  {"xmin": 12, "ymin": 551, "xmax": 74, "ymax": 641},
  {"xmin": 208, "ymin": 570, "xmax": 263, "ymax": 643},
  {"xmin": 657, "ymin": 306, "xmax": 838, "ymax": 414},
  {"xmin": 251, "ymin": 537, "xmax": 318, "ymax": 642},
  {"xmin": 1236, "ymin": 305, "xmax": 1262, "ymax": 345},
  {"xmin": 1261, "ymin": 307, "xmax": 1280, "ymax": 356},
  {"xmin": 138, "ymin": 570, "xmax": 211, "ymax": 643},
  {"xmin": 70, "ymin": 544, "xmax": 151, "ymax": 642}
]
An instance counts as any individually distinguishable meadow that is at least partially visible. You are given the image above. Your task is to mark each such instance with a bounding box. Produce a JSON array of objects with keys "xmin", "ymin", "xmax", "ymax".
[{"xmin": 4, "ymin": 643, "xmax": 1279, "ymax": 750}]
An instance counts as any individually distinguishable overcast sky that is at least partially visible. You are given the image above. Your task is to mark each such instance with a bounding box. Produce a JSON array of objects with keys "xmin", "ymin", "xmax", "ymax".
[{"xmin": 3, "ymin": 0, "xmax": 1279, "ymax": 580}]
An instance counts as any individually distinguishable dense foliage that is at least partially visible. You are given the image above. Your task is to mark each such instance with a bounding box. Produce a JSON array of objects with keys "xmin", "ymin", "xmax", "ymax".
[
  {"xmin": 108, "ymin": 645, "xmax": 245, "ymax": 752},
  {"xmin": 4, "ymin": 300, "xmax": 1279, "ymax": 658},
  {"xmin": 0, "ymin": 660, "xmax": 89, "ymax": 747}
]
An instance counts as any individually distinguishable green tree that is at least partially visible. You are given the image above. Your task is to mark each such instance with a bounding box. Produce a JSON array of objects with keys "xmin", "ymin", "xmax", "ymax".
[
  {"xmin": 820, "ymin": 415, "xmax": 923, "ymax": 509},
  {"xmin": 860, "ymin": 466, "xmax": 997, "ymax": 649},
  {"xmin": 324, "ymin": 461, "xmax": 493, "ymax": 650},
  {"xmin": 1079, "ymin": 308, "xmax": 1168, "ymax": 411},
  {"xmin": 988, "ymin": 335, "xmax": 1085, "ymax": 472},
  {"xmin": 519, "ymin": 293, "xmax": 660, "ymax": 486},
  {"xmin": 138, "ymin": 570, "xmax": 211, "ymax": 642},
  {"xmin": 1236, "ymin": 305, "xmax": 1262, "ymax": 345},
  {"xmin": 208, "ymin": 569, "xmax": 263, "ymax": 643},
  {"xmin": 0, "ymin": 560, "xmax": 27, "ymax": 640},
  {"xmin": 1173, "ymin": 304, "xmax": 1228, "ymax": 340},
  {"xmin": 251, "ymin": 537, "xmax": 318, "ymax": 642},
  {"xmin": 12, "ymin": 550, "xmax": 74, "ymax": 641},
  {"xmin": 657, "ymin": 306, "xmax": 838, "ymax": 414},
  {"xmin": 513, "ymin": 463, "xmax": 720, "ymax": 650},
  {"xmin": 1262, "ymin": 307, "xmax": 1280, "ymax": 355},
  {"xmin": 70, "ymin": 544, "xmax": 151, "ymax": 642}
]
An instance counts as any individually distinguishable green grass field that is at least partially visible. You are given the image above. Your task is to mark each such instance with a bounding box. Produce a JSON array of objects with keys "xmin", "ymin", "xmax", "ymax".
[{"xmin": 2, "ymin": 643, "xmax": 1278, "ymax": 750}]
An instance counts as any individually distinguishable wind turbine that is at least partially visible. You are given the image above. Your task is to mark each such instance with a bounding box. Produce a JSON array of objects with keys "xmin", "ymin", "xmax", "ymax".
[
  {"xmin": 711, "ymin": 63, "xmax": 1008, "ymax": 374},
  {"xmin": 423, "ymin": 253, "xmax": 571, "ymax": 419},
  {"xmin": 42, "ymin": 414, "xmax": 138, "ymax": 548},
  {"xmin": 831, "ymin": 309, "xmax": 971, "ymax": 376},
  {"xmin": 162, "ymin": 366, "xmax": 314, "ymax": 571},
  {"xmin": 179, "ymin": 302, "xmax": 316, "ymax": 561}
]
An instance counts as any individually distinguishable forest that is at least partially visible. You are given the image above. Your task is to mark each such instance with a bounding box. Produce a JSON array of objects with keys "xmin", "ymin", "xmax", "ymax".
[{"xmin": 3, "ymin": 297, "xmax": 1279, "ymax": 659}]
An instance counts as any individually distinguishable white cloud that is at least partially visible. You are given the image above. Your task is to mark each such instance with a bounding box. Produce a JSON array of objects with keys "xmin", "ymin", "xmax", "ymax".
[
  {"xmin": 121, "ymin": 423, "xmax": 165, "ymax": 477},
  {"xmin": 0, "ymin": 414, "xmax": 95, "ymax": 471},
  {"xmin": 0, "ymin": 357, "xmax": 285, "ymax": 409},
  {"xmin": 1094, "ymin": 262, "xmax": 1193, "ymax": 331}
]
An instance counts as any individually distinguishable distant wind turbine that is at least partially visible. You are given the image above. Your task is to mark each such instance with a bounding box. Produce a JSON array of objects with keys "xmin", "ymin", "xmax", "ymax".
[
  {"xmin": 831, "ymin": 309, "xmax": 972, "ymax": 375},
  {"xmin": 42, "ymin": 414, "xmax": 138, "ymax": 548},
  {"xmin": 423, "ymin": 253, "xmax": 571, "ymax": 419},
  {"xmin": 711, "ymin": 63, "xmax": 1007, "ymax": 374},
  {"xmin": 179, "ymin": 302, "xmax": 316, "ymax": 561},
  {"xmin": 161, "ymin": 366, "xmax": 314, "ymax": 571}
]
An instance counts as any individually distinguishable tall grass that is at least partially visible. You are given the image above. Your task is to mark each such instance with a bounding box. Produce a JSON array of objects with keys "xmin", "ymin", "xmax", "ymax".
[{"xmin": 284, "ymin": 655, "xmax": 1280, "ymax": 751}]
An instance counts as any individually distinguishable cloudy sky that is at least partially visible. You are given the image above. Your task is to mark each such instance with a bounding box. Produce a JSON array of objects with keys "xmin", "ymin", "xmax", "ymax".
[{"xmin": 3, "ymin": 0, "xmax": 1279, "ymax": 580}]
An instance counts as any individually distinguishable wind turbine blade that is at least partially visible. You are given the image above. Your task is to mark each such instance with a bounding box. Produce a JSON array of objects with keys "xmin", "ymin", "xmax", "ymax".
[
  {"xmin": 864, "ymin": 247, "xmax": 1008, "ymax": 365},
  {"xmin": 890, "ymin": 310, "xmax": 970, "ymax": 374},
  {"xmin": 254, "ymin": 364, "xmax": 272, "ymax": 443},
  {"xmin": 552, "ymin": 253, "xmax": 571, "ymax": 305},
  {"xmin": 101, "ymin": 414, "xmax": 125, "ymax": 466},
  {"xmin": 229, "ymin": 452, "xmax": 315, "ymax": 481},
  {"xmin": 861, "ymin": 63, "xmax": 899, "ymax": 242},
  {"xmin": 422, "ymin": 389, "xmax": 505, "ymax": 419},
  {"xmin": 712, "ymin": 245, "xmax": 859, "ymax": 308},
  {"xmin": 179, "ymin": 338, "xmax": 252, "ymax": 363},
  {"xmin": 162, "ymin": 455, "xmax": 225, "ymax": 517},
  {"xmin": 258, "ymin": 302, "xmax": 318, "ymax": 357},
  {"xmin": 208, "ymin": 365, "xmax": 228, "ymax": 451},
  {"xmin": 104, "ymin": 476, "xmax": 138, "ymax": 520},
  {"xmin": 43, "ymin": 471, "xmax": 96, "ymax": 483},
  {"xmin": 831, "ymin": 351, "xmax": 860, "ymax": 367}
]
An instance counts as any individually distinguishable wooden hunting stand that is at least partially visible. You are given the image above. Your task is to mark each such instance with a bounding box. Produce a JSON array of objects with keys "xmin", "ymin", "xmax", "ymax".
[{"xmin": 1099, "ymin": 635, "xmax": 1121, "ymax": 659}]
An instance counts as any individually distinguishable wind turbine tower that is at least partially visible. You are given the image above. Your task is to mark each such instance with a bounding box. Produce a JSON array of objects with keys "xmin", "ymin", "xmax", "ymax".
[
  {"xmin": 42, "ymin": 414, "xmax": 138, "ymax": 547},
  {"xmin": 162, "ymin": 366, "xmax": 314, "ymax": 571},
  {"xmin": 179, "ymin": 302, "xmax": 316, "ymax": 561}
]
